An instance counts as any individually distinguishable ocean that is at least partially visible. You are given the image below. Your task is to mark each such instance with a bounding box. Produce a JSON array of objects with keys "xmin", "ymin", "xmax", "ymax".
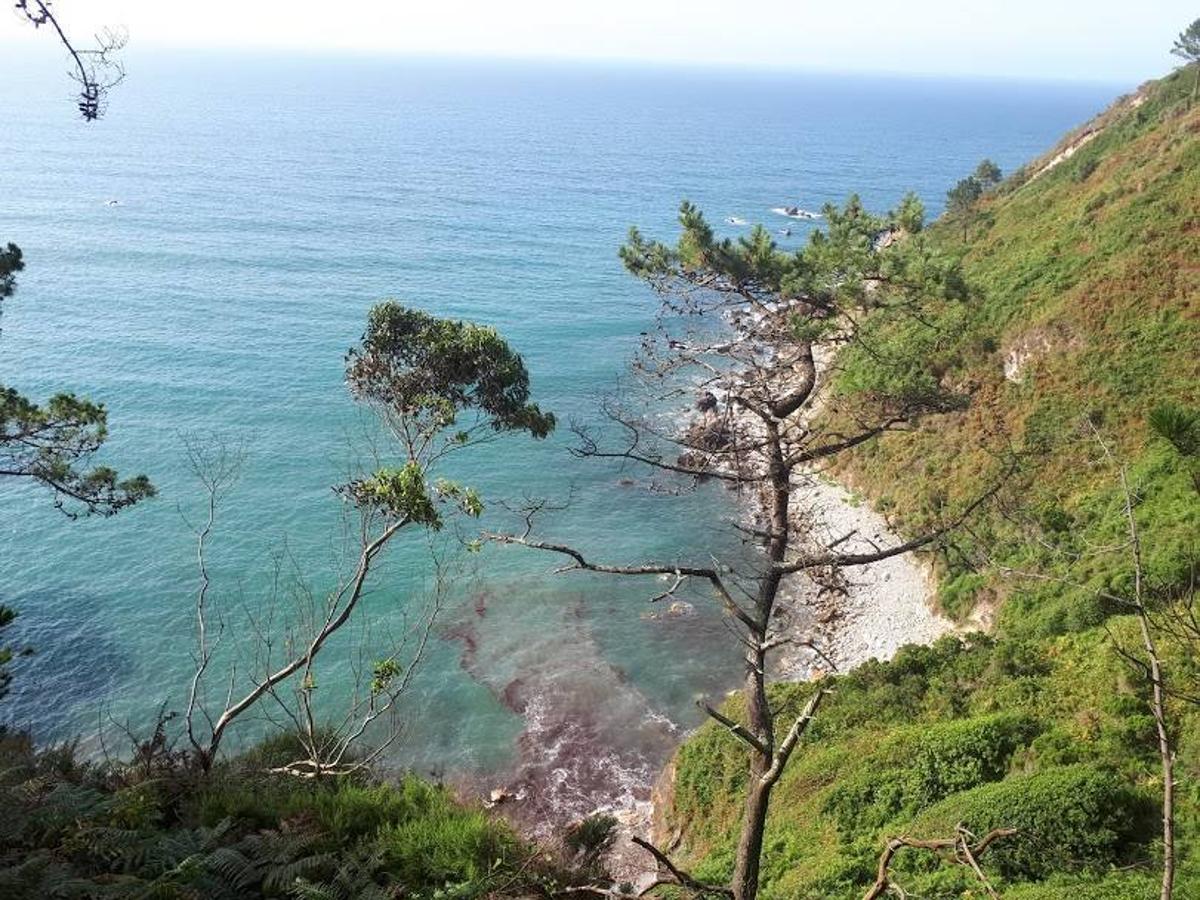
[{"xmin": 1, "ymin": 50, "xmax": 1116, "ymax": 821}]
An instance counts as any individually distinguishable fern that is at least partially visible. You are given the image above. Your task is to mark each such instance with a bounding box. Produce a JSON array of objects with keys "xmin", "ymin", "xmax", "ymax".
[
  {"xmin": 289, "ymin": 849, "xmax": 395, "ymax": 900},
  {"xmin": 201, "ymin": 845, "xmax": 259, "ymax": 892},
  {"xmin": 17, "ymin": 781, "xmax": 111, "ymax": 844}
]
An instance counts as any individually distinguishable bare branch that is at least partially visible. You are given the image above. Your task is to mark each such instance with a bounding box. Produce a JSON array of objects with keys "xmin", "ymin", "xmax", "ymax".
[
  {"xmin": 17, "ymin": 1, "xmax": 127, "ymax": 120},
  {"xmin": 763, "ymin": 688, "xmax": 827, "ymax": 784},
  {"xmin": 182, "ymin": 434, "xmax": 247, "ymax": 758},
  {"xmin": 775, "ymin": 479, "xmax": 1002, "ymax": 576},
  {"xmin": 484, "ymin": 530, "xmax": 760, "ymax": 631},
  {"xmin": 632, "ymin": 836, "xmax": 734, "ymax": 898},
  {"xmin": 698, "ymin": 701, "xmax": 768, "ymax": 756},
  {"xmin": 863, "ymin": 826, "xmax": 1017, "ymax": 900}
]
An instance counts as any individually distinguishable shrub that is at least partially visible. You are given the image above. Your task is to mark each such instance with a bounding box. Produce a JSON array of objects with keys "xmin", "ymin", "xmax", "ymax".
[
  {"xmin": 938, "ymin": 571, "xmax": 987, "ymax": 621},
  {"xmin": 1082, "ymin": 191, "xmax": 1109, "ymax": 215},
  {"xmin": 0, "ymin": 730, "xmax": 555, "ymax": 900},
  {"xmin": 823, "ymin": 713, "xmax": 1037, "ymax": 838},
  {"xmin": 1073, "ymin": 157, "xmax": 1100, "ymax": 182},
  {"xmin": 1003, "ymin": 871, "xmax": 1163, "ymax": 899},
  {"xmin": 564, "ymin": 813, "xmax": 618, "ymax": 858},
  {"xmin": 375, "ymin": 806, "xmax": 515, "ymax": 888},
  {"xmin": 906, "ymin": 765, "xmax": 1154, "ymax": 880},
  {"xmin": 907, "ymin": 713, "xmax": 1038, "ymax": 806}
]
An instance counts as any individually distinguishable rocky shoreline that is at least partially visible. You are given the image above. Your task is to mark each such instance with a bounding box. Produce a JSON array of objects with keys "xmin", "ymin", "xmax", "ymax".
[{"xmin": 771, "ymin": 474, "xmax": 951, "ymax": 679}]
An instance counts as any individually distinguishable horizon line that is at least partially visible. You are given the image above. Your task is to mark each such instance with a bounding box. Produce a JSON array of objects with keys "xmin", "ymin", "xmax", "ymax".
[{"xmin": 0, "ymin": 37, "xmax": 1160, "ymax": 90}]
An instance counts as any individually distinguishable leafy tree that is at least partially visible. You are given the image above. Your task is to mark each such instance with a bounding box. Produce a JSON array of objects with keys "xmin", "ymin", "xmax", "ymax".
[
  {"xmin": 0, "ymin": 243, "xmax": 22, "ymax": 299},
  {"xmin": 184, "ymin": 302, "xmax": 553, "ymax": 770},
  {"xmin": 0, "ymin": 604, "xmax": 31, "ymax": 702},
  {"xmin": 1172, "ymin": 17, "xmax": 1200, "ymax": 106},
  {"xmin": 0, "ymin": 244, "xmax": 154, "ymax": 517},
  {"xmin": 946, "ymin": 175, "xmax": 984, "ymax": 240},
  {"xmin": 892, "ymin": 191, "xmax": 926, "ymax": 234},
  {"xmin": 974, "ymin": 158, "xmax": 1003, "ymax": 189},
  {"xmin": 491, "ymin": 199, "xmax": 998, "ymax": 900}
]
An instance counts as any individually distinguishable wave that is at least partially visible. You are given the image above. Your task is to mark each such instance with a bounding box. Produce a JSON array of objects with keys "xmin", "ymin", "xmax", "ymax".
[
  {"xmin": 443, "ymin": 587, "xmax": 681, "ymax": 836},
  {"xmin": 770, "ymin": 206, "xmax": 822, "ymax": 220}
]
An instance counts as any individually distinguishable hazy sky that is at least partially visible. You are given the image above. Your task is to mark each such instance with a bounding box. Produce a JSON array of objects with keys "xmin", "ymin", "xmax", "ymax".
[{"xmin": 2, "ymin": 1, "xmax": 1195, "ymax": 83}]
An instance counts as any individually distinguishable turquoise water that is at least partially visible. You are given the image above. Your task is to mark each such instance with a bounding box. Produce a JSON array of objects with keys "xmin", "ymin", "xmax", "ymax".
[{"xmin": 1, "ymin": 51, "xmax": 1115, "ymax": 819}]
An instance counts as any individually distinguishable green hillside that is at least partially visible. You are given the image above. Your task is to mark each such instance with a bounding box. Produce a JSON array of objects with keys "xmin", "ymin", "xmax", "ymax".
[
  {"xmin": 842, "ymin": 65, "xmax": 1199, "ymax": 630},
  {"xmin": 656, "ymin": 67, "xmax": 1200, "ymax": 899}
]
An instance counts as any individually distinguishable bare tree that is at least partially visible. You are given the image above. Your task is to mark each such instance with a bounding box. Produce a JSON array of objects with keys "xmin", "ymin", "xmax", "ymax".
[
  {"xmin": 991, "ymin": 419, "xmax": 1184, "ymax": 900},
  {"xmin": 244, "ymin": 527, "xmax": 450, "ymax": 779},
  {"xmin": 490, "ymin": 200, "xmax": 1002, "ymax": 900},
  {"xmin": 16, "ymin": 1, "xmax": 127, "ymax": 120},
  {"xmin": 182, "ymin": 303, "xmax": 554, "ymax": 770},
  {"xmin": 1108, "ymin": 441, "xmax": 1175, "ymax": 900}
]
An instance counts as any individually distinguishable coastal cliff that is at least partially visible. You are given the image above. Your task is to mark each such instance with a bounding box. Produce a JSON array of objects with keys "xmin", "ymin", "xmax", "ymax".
[{"xmin": 646, "ymin": 65, "xmax": 1199, "ymax": 899}]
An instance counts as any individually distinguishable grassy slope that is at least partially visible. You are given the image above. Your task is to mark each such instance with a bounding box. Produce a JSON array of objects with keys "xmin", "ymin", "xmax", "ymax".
[
  {"xmin": 846, "ymin": 65, "xmax": 1199, "ymax": 628},
  {"xmin": 659, "ymin": 68, "xmax": 1200, "ymax": 899}
]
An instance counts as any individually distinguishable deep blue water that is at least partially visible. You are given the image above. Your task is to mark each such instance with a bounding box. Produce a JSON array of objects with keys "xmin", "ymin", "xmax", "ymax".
[{"xmin": 1, "ymin": 50, "xmax": 1116, "ymax": 816}]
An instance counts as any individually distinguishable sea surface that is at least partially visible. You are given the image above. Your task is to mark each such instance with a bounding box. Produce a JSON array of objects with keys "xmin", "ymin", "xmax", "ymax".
[{"xmin": 1, "ymin": 50, "xmax": 1116, "ymax": 821}]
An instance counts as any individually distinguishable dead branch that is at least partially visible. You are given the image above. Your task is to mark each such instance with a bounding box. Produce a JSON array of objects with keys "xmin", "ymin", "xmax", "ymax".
[
  {"xmin": 17, "ymin": 1, "xmax": 126, "ymax": 120},
  {"xmin": 632, "ymin": 836, "xmax": 734, "ymax": 898},
  {"xmin": 763, "ymin": 688, "xmax": 827, "ymax": 784},
  {"xmin": 483, "ymin": 530, "xmax": 759, "ymax": 632},
  {"xmin": 863, "ymin": 826, "xmax": 1017, "ymax": 900},
  {"xmin": 181, "ymin": 434, "xmax": 247, "ymax": 760},
  {"xmin": 774, "ymin": 479, "xmax": 1003, "ymax": 576},
  {"xmin": 698, "ymin": 701, "xmax": 769, "ymax": 756}
]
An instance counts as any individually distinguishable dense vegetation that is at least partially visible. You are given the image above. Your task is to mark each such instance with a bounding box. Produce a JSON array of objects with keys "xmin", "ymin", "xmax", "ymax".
[
  {"xmin": 656, "ymin": 66, "xmax": 1199, "ymax": 898},
  {"xmin": 0, "ymin": 729, "xmax": 583, "ymax": 899},
  {"xmin": 840, "ymin": 64, "xmax": 1199, "ymax": 630}
]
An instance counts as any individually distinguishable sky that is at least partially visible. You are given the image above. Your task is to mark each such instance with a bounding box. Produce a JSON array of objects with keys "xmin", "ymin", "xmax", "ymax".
[{"xmin": 1, "ymin": 1, "xmax": 1196, "ymax": 83}]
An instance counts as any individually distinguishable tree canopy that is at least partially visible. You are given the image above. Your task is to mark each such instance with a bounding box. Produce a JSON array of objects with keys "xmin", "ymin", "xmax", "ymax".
[
  {"xmin": 1172, "ymin": 18, "xmax": 1200, "ymax": 64},
  {"xmin": 347, "ymin": 302, "xmax": 555, "ymax": 448},
  {"xmin": 0, "ymin": 244, "xmax": 153, "ymax": 517},
  {"xmin": 1, "ymin": 244, "xmax": 23, "ymax": 299},
  {"xmin": 974, "ymin": 158, "xmax": 1003, "ymax": 189}
]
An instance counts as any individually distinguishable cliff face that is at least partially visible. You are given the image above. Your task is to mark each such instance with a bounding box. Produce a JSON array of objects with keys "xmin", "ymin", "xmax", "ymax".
[
  {"xmin": 660, "ymin": 67, "xmax": 1200, "ymax": 899},
  {"xmin": 840, "ymin": 65, "xmax": 1199, "ymax": 630}
]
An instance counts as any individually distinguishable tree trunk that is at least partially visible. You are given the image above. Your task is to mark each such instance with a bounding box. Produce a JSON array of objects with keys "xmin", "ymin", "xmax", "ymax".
[
  {"xmin": 728, "ymin": 422, "xmax": 791, "ymax": 900},
  {"xmin": 1139, "ymin": 613, "xmax": 1174, "ymax": 900},
  {"xmin": 731, "ymin": 765, "xmax": 774, "ymax": 900},
  {"xmin": 1154, "ymin": 652, "xmax": 1175, "ymax": 900},
  {"xmin": 1118, "ymin": 460, "xmax": 1173, "ymax": 900}
]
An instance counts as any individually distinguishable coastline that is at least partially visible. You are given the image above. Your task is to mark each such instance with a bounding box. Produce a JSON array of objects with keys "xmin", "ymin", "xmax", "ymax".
[{"xmin": 772, "ymin": 473, "xmax": 951, "ymax": 680}]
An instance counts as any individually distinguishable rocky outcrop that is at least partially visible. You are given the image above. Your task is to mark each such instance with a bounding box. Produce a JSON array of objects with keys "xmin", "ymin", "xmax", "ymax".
[{"xmin": 1002, "ymin": 323, "xmax": 1081, "ymax": 383}]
